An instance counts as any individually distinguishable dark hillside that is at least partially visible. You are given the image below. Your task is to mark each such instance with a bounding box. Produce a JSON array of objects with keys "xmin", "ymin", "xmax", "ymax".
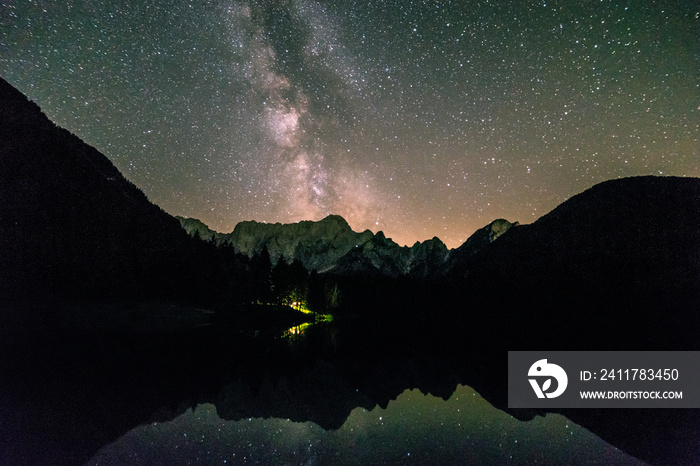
[
  {"xmin": 448, "ymin": 176, "xmax": 700, "ymax": 349},
  {"xmin": 0, "ymin": 77, "xmax": 226, "ymax": 304},
  {"xmin": 442, "ymin": 176, "xmax": 700, "ymax": 466}
]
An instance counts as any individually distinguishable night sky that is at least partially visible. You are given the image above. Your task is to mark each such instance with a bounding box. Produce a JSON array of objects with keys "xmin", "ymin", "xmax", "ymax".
[{"xmin": 2, "ymin": 1, "xmax": 697, "ymax": 247}]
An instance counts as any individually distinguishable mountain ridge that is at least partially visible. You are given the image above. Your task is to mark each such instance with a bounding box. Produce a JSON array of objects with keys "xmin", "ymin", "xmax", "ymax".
[
  {"xmin": 176, "ymin": 214, "xmax": 517, "ymax": 277},
  {"xmin": 0, "ymin": 76, "xmax": 229, "ymax": 303}
]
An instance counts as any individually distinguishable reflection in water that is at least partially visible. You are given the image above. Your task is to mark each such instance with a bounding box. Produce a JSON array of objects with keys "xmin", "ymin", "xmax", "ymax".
[
  {"xmin": 284, "ymin": 321, "xmax": 313, "ymax": 337},
  {"xmin": 88, "ymin": 385, "xmax": 642, "ymax": 465},
  {"xmin": 282, "ymin": 310, "xmax": 333, "ymax": 339}
]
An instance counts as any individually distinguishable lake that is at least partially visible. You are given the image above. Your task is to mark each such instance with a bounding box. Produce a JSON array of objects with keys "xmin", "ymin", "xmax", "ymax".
[{"xmin": 0, "ymin": 305, "xmax": 673, "ymax": 464}]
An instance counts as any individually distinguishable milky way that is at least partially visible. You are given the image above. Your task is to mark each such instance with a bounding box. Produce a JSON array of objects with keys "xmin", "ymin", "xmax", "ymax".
[{"xmin": 1, "ymin": 0, "xmax": 697, "ymax": 247}]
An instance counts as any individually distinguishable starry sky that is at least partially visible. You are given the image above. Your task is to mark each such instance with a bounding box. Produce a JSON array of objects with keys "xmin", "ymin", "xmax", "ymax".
[{"xmin": 1, "ymin": 0, "xmax": 697, "ymax": 247}]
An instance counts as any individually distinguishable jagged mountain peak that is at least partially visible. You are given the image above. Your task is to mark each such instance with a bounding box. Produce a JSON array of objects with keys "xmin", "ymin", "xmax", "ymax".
[
  {"xmin": 176, "ymin": 216, "xmax": 218, "ymax": 242},
  {"xmin": 176, "ymin": 212, "xmax": 517, "ymax": 278},
  {"xmin": 319, "ymin": 214, "xmax": 351, "ymax": 228},
  {"xmin": 487, "ymin": 219, "xmax": 517, "ymax": 240},
  {"xmin": 451, "ymin": 218, "xmax": 518, "ymax": 256},
  {"xmin": 231, "ymin": 214, "xmax": 352, "ymax": 238}
]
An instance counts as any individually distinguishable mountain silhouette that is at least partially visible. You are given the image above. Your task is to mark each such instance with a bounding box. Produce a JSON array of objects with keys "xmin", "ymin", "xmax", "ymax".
[
  {"xmin": 447, "ymin": 175, "xmax": 700, "ymax": 349},
  {"xmin": 0, "ymin": 76, "xmax": 230, "ymax": 305}
]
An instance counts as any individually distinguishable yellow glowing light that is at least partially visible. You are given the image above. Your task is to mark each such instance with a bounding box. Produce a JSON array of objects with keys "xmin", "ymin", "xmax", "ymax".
[
  {"xmin": 289, "ymin": 299, "xmax": 313, "ymax": 314},
  {"xmin": 285, "ymin": 322, "xmax": 312, "ymax": 336}
]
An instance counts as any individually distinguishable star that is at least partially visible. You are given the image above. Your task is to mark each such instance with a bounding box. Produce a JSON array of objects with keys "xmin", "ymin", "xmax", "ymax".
[{"xmin": 1, "ymin": 0, "xmax": 696, "ymax": 247}]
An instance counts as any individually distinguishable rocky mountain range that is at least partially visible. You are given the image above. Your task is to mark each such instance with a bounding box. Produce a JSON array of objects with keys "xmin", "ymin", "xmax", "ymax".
[{"xmin": 177, "ymin": 214, "xmax": 518, "ymax": 277}]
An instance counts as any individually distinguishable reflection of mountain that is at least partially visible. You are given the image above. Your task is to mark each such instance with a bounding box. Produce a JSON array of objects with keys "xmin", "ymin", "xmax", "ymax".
[
  {"xmin": 441, "ymin": 175, "xmax": 700, "ymax": 466},
  {"xmin": 90, "ymin": 385, "xmax": 643, "ymax": 466}
]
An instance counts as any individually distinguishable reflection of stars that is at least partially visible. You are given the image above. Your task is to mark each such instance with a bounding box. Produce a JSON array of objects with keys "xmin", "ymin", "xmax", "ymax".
[{"xmin": 90, "ymin": 386, "xmax": 644, "ymax": 464}]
